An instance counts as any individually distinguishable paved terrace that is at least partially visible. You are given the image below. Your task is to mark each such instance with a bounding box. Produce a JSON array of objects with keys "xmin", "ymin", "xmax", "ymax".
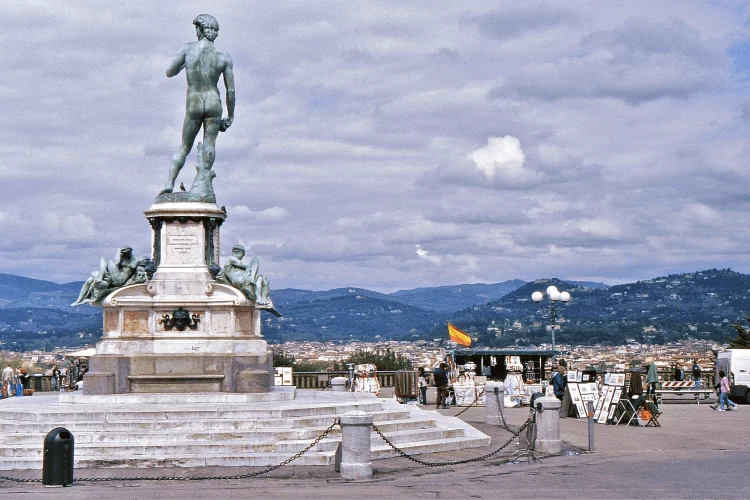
[{"xmin": 1, "ymin": 394, "xmax": 748, "ymax": 499}]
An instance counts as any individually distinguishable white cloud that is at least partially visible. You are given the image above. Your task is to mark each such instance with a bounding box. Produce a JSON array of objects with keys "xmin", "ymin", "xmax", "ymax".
[
  {"xmin": 468, "ymin": 136, "xmax": 543, "ymax": 185},
  {"xmin": 415, "ymin": 245, "xmax": 441, "ymax": 265}
]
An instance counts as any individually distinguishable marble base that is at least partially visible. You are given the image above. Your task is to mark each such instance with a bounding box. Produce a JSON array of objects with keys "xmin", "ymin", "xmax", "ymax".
[
  {"xmin": 83, "ymin": 201, "xmax": 276, "ymax": 395},
  {"xmin": 86, "ymin": 351, "xmax": 272, "ymax": 395}
]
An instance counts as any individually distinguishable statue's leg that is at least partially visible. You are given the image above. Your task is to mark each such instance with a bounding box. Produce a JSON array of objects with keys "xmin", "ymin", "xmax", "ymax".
[
  {"xmin": 98, "ymin": 257, "xmax": 109, "ymax": 277},
  {"xmin": 248, "ymin": 257, "xmax": 260, "ymax": 282},
  {"xmin": 254, "ymin": 276, "xmax": 269, "ymax": 304},
  {"xmin": 260, "ymin": 276, "xmax": 269, "ymax": 303},
  {"xmin": 161, "ymin": 116, "xmax": 202, "ymax": 194},
  {"xmin": 241, "ymin": 285, "xmax": 257, "ymax": 301},
  {"xmin": 71, "ymin": 276, "xmax": 95, "ymax": 306},
  {"xmin": 201, "ymin": 117, "xmax": 222, "ymax": 169}
]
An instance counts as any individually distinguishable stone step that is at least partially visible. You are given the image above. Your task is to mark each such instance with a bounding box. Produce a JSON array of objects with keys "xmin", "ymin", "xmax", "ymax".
[
  {"xmin": 0, "ymin": 416, "xmax": 440, "ymax": 445},
  {"xmin": 0, "ymin": 409, "xmax": 413, "ymax": 434},
  {"xmin": 370, "ymin": 426, "xmax": 466, "ymax": 445},
  {"xmin": 58, "ymin": 390, "xmax": 296, "ymax": 405},
  {"xmin": 0, "ymin": 427, "xmax": 472, "ymax": 460},
  {"xmin": 0, "ymin": 451, "xmax": 336, "ymax": 470},
  {"xmin": 0, "ymin": 430, "xmax": 491, "ymax": 470},
  {"xmin": 0, "ymin": 393, "xmax": 492, "ymax": 470},
  {"xmin": 371, "ymin": 434, "xmax": 493, "ymax": 460},
  {"xmin": 0, "ymin": 402, "xmax": 386, "ymax": 422}
]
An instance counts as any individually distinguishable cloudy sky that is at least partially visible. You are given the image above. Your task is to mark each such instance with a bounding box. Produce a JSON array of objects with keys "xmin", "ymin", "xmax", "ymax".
[{"xmin": 2, "ymin": 1, "xmax": 749, "ymax": 292}]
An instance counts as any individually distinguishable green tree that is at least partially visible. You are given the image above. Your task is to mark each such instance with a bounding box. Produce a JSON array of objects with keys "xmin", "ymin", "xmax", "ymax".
[
  {"xmin": 272, "ymin": 350, "xmax": 295, "ymax": 367},
  {"xmin": 292, "ymin": 360, "xmax": 334, "ymax": 372},
  {"xmin": 272, "ymin": 350, "xmax": 334, "ymax": 372},
  {"xmin": 728, "ymin": 316, "xmax": 750, "ymax": 348},
  {"xmin": 334, "ymin": 349, "xmax": 412, "ymax": 371}
]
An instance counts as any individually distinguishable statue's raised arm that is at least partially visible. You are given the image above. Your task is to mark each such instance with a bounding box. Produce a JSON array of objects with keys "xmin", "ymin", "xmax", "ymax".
[{"xmin": 159, "ymin": 14, "xmax": 235, "ymax": 198}]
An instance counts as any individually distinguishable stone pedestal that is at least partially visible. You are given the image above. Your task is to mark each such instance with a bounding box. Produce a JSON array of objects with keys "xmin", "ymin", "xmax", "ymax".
[
  {"xmin": 331, "ymin": 377, "xmax": 348, "ymax": 392},
  {"xmin": 85, "ymin": 202, "xmax": 274, "ymax": 395},
  {"xmin": 338, "ymin": 411, "xmax": 373, "ymax": 480},
  {"xmin": 534, "ymin": 396, "xmax": 562, "ymax": 454},
  {"xmin": 484, "ymin": 382, "xmax": 504, "ymax": 426}
]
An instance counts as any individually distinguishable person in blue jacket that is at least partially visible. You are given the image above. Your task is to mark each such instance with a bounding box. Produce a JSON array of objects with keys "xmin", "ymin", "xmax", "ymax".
[{"xmin": 551, "ymin": 365, "xmax": 567, "ymax": 401}]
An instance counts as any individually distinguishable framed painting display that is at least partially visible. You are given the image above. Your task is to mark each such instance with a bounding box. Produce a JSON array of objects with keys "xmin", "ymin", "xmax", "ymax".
[
  {"xmin": 610, "ymin": 373, "xmax": 626, "ymax": 387},
  {"xmin": 567, "ymin": 383, "xmax": 586, "ymax": 418},
  {"xmin": 607, "ymin": 387, "xmax": 623, "ymax": 423},
  {"xmin": 593, "ymin": 386, "xmax": 607, "ymax": 421},
  {"xmin": 597, "ymin": 386, "xmax": 616, "ymax": 424},
  {"xmin": 579, "ymin": 382, "xmax": 599, "ymax": 410}
]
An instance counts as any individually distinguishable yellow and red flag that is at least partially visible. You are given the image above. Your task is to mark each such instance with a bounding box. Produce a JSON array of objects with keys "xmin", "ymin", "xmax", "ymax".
[{"xmin": 448, "ymin": 323, "xmax": 471, "ymax": 347}]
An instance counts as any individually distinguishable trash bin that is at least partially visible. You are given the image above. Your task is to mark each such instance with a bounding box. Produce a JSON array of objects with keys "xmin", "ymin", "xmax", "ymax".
[
  {"xmin": 42, "ymin": 427, "xmax": 74, "ymax": 486},
  {"xmin": 32, "ymin": 374, "xmax": 43, "ymax": 392}
]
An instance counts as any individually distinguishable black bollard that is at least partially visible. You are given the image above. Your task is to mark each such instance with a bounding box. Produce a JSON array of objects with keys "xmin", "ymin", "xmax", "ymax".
[{"xmin": 42, "ymin": 427, "xmax": 74, "ymax": 486}]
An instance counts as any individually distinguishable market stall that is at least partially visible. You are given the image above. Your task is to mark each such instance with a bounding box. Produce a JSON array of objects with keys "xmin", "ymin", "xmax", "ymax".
[{"xmin": 445, "ymin": 349, "xmax": 557, "ymax": 406}]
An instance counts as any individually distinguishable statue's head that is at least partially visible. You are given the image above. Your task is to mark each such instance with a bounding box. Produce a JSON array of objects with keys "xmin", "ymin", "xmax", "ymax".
[
  {"xmin": 194, "ymin": 14, "xmax": 219, "ymax": 41},
  {"xmin": 232, "ymin": 244, "xmax": 246, "ymax": 257}
]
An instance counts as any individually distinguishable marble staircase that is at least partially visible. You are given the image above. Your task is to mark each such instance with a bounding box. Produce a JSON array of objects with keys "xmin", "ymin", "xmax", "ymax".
[{"xmin": 0, "ymin": 390, "xmax": 490, "ymax": 470}]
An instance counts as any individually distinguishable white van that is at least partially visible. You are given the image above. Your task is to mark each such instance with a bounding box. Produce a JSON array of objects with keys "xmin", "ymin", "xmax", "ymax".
[{"xmin": 716, "ymin": 349, "xmax": 750, "ymax": 403}]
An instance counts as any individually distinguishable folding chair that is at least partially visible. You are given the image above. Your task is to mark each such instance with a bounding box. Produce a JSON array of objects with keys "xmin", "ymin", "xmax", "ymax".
[
  {"xmin": 616, "ymin": 395, "xmax": 644, "ymax": 426},
  {"xmin": 644, "ymin": 401, "xmax": 662, "ymax": 427}
]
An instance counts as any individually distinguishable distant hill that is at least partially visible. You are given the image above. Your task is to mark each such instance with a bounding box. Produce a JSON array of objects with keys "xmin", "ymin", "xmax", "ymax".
[
  {"xmin": 0, "ymin": 274, "xmax": 94, "ymax": 314},
  {"xmin": 389, "ymin": 280, "xmax": 527, "ymax": 312},
  {"xmin": 265, "ymin": 292, "xmax": 445, "ymax": 342},
  {"xmin": 567, "ymin": 280, "xmax": 609, "ymax": 290},
  {"xmin": 445, "ymin": 270, "xmax": 749, "ymax": 348},
  {"xmin": 0, "ymin": 269, "xmax": 748, "ymax": 350}
]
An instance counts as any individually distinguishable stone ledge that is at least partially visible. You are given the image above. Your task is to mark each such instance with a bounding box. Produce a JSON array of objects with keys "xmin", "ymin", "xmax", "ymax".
[
  {"xmin": 127, "ymin": 374, "xmax": 226, "ymax": 393},
  {"xmin": 127, "ymin": 374, "xmax": 226, "ymax": 381}
]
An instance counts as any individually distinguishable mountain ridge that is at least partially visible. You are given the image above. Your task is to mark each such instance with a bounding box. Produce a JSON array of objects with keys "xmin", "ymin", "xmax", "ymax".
[{"xmin": 0, "ymin": 269, "xmax": 746, "ymax": 350}]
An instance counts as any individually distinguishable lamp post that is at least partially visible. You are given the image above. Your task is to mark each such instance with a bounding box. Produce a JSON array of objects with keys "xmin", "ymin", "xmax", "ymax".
[{"xmin": 531, "ymin": 285, "xmax": 571, "ymax": 363}]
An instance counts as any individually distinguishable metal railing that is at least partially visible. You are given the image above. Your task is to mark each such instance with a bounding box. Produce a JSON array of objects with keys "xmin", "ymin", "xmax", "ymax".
[
  {"xmin": 291, "ymin": 369, "xmax": 716, "ymax": 391},
  {"xmin": 293, "ymin": 371, "xmax": 396, "ymax": 389}
]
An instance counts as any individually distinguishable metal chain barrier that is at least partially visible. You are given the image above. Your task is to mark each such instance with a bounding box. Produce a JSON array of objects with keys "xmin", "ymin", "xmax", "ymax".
[
  {"xmin": 451, "ymin": 388, "xmax": 485, "ymax": 417},
  {"xmin": 0, "ymin": 419, "xmax": 341, "ymax": 484},
  {"xmin": 495, "ymin": 387, "xmax": 513, "ymax": 432},
  {"xmin": 370, "ymin": 416, "xmax": 532, "ymax": 467},
  {"xmin": 0, "ymin": 474, "xmax": 41, "ymax": 483},
  {"xmin": 449, "ymin": 386, "xmax": 512, "ymax": 433}
]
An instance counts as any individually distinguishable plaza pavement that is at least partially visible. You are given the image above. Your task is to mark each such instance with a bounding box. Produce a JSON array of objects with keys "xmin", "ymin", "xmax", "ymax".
[{"xmin": 1, "ymin": 394, "xmax": 748, "ymax": 499}]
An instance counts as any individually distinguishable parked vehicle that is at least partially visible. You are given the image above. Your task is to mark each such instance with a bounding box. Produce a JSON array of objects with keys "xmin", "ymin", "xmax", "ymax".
[{"xmin": 716, "ymin": 349, "xmax": 750, "ymax": 404}]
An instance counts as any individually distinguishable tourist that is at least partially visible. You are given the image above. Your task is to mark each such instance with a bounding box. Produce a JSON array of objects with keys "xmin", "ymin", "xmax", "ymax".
[
  {"xmin": 717, "ymin": 370, "xmax": 737, "ymax": 411},
  {"xmin": 645, "ymin": 357, "xmax": 659, "ymax": 399},
  {"xmin": 60, "ymin": 365, "xmax": 68, "ymax": 391},
  {"xmin": 70, "ymin": 360, "xmax": 80, "ymax": 386},
  {"xmin": 691, "ymin": 359, "xmax": 702, "ymax": 390},
  {"xmin": 417, "ymin": 367, "xmax": 428, "ymax": 406},
  {"xmin": 17, "ymin": 368, "xmax": 28, "ymax": 392},
  {"xmin": 551, "ymin": 365, "xmax": 567, "ymax": 401},
  {"xmin": 433, "ymin": 363, "xmax": 450, "ymax": 409},
  {"xmin": 628, "ymin": 367, "xmax": 643, "ymax": 398},
  {"xmin": 51, "ymin": 365, "xmax": 60, "ymax": 391},
  {"xmin": 674, "ymin": 364, "xmax": 685, "ymax": 381},
  {"xmin": 2, "ymin": 364, "xmax": 13, "ymax": 398},
  {"xmin": 77, "ymin": 359, "xmax": 88, "ymax": 382}
]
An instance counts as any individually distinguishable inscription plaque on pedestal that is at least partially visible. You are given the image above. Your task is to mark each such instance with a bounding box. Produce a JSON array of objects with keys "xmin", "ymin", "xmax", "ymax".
[{"xmin": 163, "ymin": 222, "xmax": 203, "ymax": 266}]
